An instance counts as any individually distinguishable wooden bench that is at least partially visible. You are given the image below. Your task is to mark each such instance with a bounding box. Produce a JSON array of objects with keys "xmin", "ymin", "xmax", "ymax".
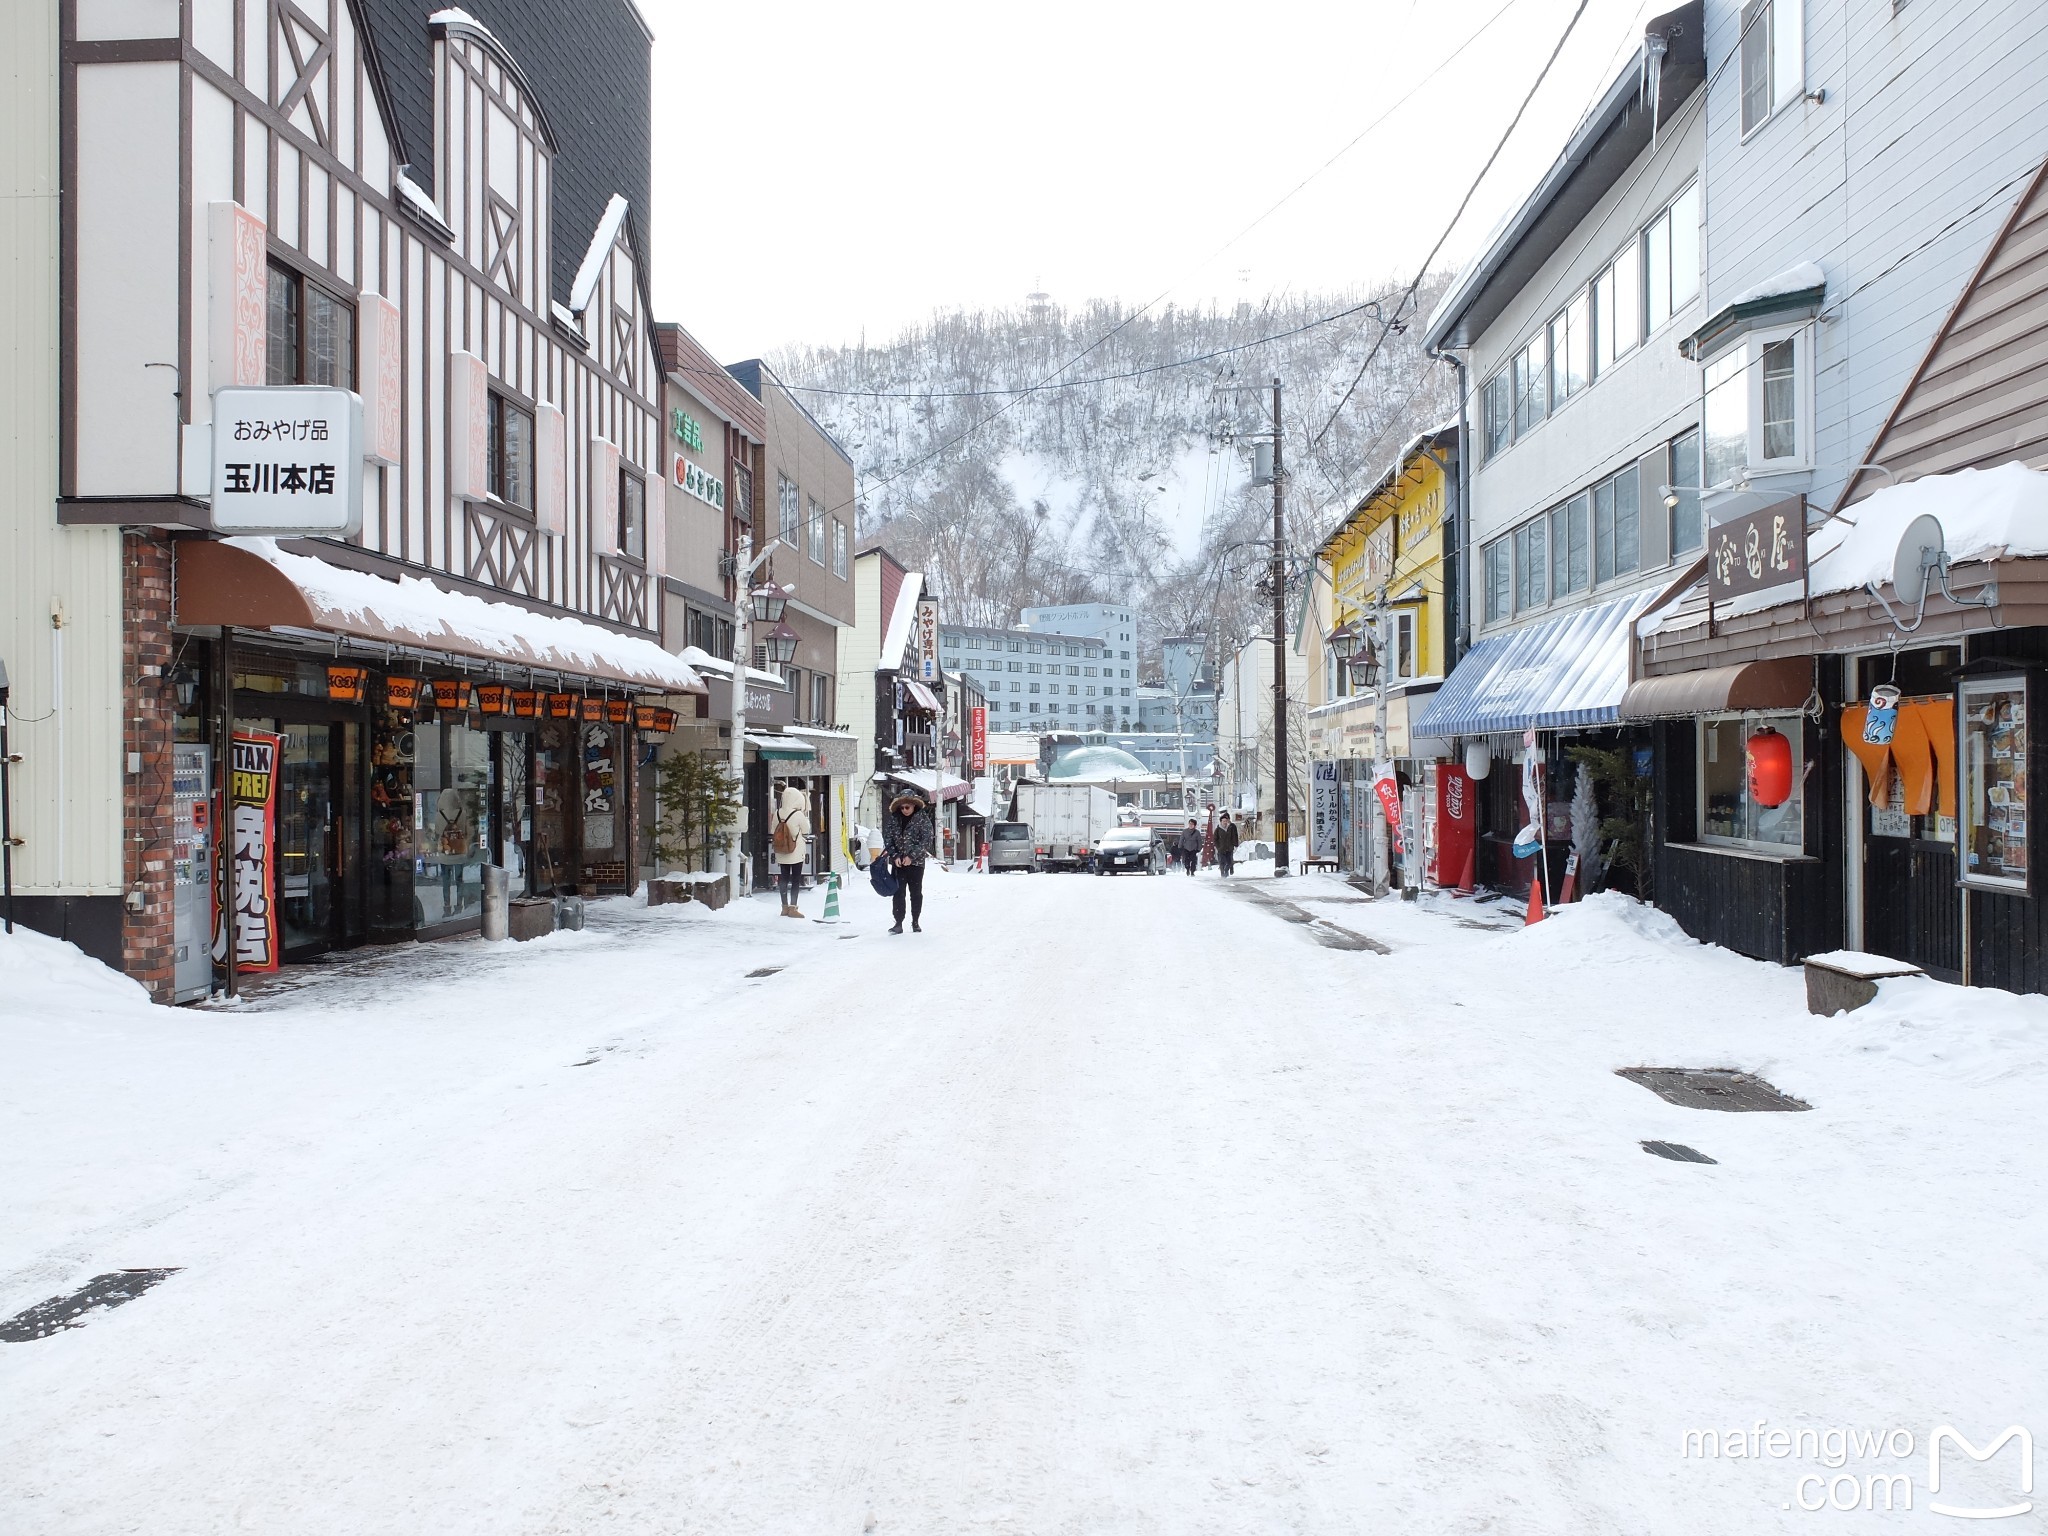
[
  {"xmin": 1803, "ymin": 950, "xmax": 1923, "ymax": 1015},
  {"xmin": 1298, "ymin": 857, "xmax": 1341, "ymax": 873}
]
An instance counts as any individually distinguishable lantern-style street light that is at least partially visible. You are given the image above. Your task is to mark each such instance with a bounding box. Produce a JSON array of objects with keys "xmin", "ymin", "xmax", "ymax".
[
  {"xmin": 761, "ymin": 618, "xmax": 800, "ymax": 666},
  {"xmin": 749, "ymin": 582, "xmax": 790, "ymax": 624}
]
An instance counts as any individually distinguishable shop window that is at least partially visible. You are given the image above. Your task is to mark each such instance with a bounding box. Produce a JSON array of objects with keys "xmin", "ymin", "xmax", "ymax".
[
  {"xmin": 1483, "ymin": 537, "xmax": 1511, "ymax": 624},
  {"xmin": 413, "ymin": 717, "xmax": 491, "ymax": 929},
  {"xmin": 1514, "ymin": 517, "xmax": 1548, "ymax": 612},
  {"xmin": 832, "ymin": 519, "xmax": 849, "ymax": 577},
  {"xmin": 808, "ymin": 496, "xmax": 827, "ymax": 564},
  {"xmin": 1593, "ymin": 462, "xmax": 1640, "ymax": 583},
  {"xmin": 1703, "ymin": 324, "xmax": 1812, "ymax": 486},
  {"xmin": 488, "ymin": 392, "xmax": 534, "ymax": 510},
  {"xmin": 1669, "ymin": 429, "xmax": 1704, "ymax": 555},
  {"xmin": 619, "ymin": 469, "xmax": 646, "ymax": 561},
  {"xmin": 778, "ymin": 473, "xmax": 800, "ymax": 544},
  {"xmin": 266, "ymin": 261, "xmax": 355, "ymax": 388},
  {"xmin": 1549, "ymin": 494, "xmax": 1589, "ymax": 598},
  {"xmin": 1740, "ymin": 0, "xmax": 1804, "ymax": 137},
  {"xmin": 1960, "ymin": 677, "xmax": 2029, "ymax": 890},
  {"xmin": 1699, "ymin": 712, "xmax": 1804, "ymax": 852}
]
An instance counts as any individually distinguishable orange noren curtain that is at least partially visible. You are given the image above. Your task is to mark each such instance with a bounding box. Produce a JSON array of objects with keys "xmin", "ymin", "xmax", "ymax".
[
  {"xmin": 1840, "ymin": 704, "xmax": 1895, "ymax": 809},
  {"xmin": 1903, "ymin": 698, "xmax": 1957, "ymax": 819},
  {"xmin": 1888, "ymin": 704, "xmax": 1935, "ymax": 817}
]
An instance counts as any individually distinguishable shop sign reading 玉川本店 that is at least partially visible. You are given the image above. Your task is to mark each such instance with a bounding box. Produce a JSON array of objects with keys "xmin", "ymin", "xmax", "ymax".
[
  {"xmin": 207, "ymin": 385, "xmax": 365, "ymax": 536},
  {"xmin": 674, "ymin": 452, "xmax": 726, "ymax": 511}
]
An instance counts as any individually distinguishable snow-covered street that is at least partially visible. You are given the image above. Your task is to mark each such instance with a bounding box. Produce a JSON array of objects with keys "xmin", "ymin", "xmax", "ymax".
[{"xmin": 2, "ymin": 869, "xmax": 2043, "ymax": 1534}]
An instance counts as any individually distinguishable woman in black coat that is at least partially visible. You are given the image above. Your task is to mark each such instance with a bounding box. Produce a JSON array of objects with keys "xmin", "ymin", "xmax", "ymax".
[
  {"xmin": 1214, "ymin": 812, "xmax": 1239, "ymax": 878},
  {"xmin": 883, "ymin": 791, "xmax": 936, "ymax": 933}
]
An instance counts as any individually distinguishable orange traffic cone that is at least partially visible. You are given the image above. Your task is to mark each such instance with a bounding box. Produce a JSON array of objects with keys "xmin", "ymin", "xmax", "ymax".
[{"xmin": 1525, "ymin": 877, "xmax": 1547, "ymax": 926}]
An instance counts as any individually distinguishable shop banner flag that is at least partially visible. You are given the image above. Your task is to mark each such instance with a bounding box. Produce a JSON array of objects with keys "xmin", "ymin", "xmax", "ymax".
[
  {"xmin": 1372, "ymin": 761, "xmax": 1404, "ymax": 853},
  {"xmin": 1309, "ymin": 759, "xmax": 1340, "ymax": 860},
  {"xmin": 214, "ymin": 730, "xmax": 283, "ymax": 973},
  {"xmin": 1435, "ymin": 764, "xmax": 1477, "ymax": 889}
]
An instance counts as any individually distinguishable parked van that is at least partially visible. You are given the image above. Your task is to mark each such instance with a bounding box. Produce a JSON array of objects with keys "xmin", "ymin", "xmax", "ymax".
[{"xmin": 987, "ymin": 821, "xmax": 1037, "ymax": 871}]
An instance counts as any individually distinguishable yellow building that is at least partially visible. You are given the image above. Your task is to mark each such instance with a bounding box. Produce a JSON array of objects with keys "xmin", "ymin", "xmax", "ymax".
[{"xmin": 1305, "ymin": 426, "xmax": 1459, "ymax": 877}]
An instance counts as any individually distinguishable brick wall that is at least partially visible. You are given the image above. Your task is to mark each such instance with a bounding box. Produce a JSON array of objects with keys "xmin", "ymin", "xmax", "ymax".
[{"xmin": 122, "ymin": 532, "xmax": 176, "ymax": 1000}]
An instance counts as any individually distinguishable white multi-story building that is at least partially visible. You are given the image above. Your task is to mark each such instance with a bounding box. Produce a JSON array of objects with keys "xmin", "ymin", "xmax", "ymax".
[{"xmin": 939, "ymin": 623, "xmax": 1126, "ymax": 734}]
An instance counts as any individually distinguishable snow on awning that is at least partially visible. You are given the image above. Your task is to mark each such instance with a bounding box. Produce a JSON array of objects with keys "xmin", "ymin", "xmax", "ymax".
[
  {"xmin": 1414, "ymin": 589, "xmax": 1656, "ymax": 739},
  {"xmin": 881, "ymin": 768, "xmax": 970, "ymax": 802},
  {"xmin": 901, "ymin": 679, "xmax": 941, "ymax": 713},
  {"xmin": 746, "ymin": 733, "xmax": 817, "ymax": 762},
  {"xmin": 175, "ymin": 538, "xmax": 706, "ymax": 694}
]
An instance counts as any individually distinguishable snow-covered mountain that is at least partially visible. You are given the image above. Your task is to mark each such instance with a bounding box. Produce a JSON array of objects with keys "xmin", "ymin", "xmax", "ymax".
[{"xmin": 772, "ymin": 279, "xmax": 1457, "ymax": 662}]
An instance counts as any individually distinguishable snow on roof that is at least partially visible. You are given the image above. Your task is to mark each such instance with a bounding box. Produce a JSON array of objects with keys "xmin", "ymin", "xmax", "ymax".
[
  {"xmin": 879, "ymin": 570, "xmax": 924, "ymax": 667},
  {"xmin": 569, "ymin": 193, "xmax": 632, "ymax": 315},
  {"xmin": 392, "ymin": 171, "xmax": 452, "ymax": 237},
  {"xmin": 1726, "ymin": 260, "xmax": 1826, "ymax": 308},
  {"xmin": 229, "ymin": 537, "xmax": 704, "ymax": 693},
  {"xmin": 1650, "ymin": 463, "xmax": 2048, "ymax": 629},
  {"xmin": 428, "ymin": 6, "xmax": 493, "ymax": 37},
  {"xmin": 676, "ymin": 645, "xmax": 789, "ymax": 690}
]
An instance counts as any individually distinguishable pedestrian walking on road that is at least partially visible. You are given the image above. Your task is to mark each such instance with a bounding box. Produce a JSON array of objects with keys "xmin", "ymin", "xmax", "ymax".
[
  {"xmin": 1176, "ymin": 818, "xmax": 1202, "ymax": 876},
  {"xmin": 884, "ymin": 789, "xmax": 935, "ymax": 933},
  {"xmin": 1214, "ymin": 812, "xmax": 1239, "ymax": 878},
  {"xmin": 772, "ymin": 782, "xmax": 811, "ymax": 918}
]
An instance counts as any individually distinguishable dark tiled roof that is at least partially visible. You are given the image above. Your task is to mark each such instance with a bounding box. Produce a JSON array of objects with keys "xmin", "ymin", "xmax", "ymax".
[{"xmin": 353, "ymin": 0, "xmax": 651, "ymax": 304}]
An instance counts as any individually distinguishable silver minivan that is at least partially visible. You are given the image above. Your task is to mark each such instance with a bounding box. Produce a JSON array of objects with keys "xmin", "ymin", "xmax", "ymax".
[{"xmin": 987, "ymin": 820, "xmax": 1036, "ymax": 871}]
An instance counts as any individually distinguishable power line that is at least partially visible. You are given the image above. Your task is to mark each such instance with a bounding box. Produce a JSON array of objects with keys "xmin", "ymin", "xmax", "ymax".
[{"xmin": 1312, "ymin": 0, "xmax": 1596, "ymax": 452}]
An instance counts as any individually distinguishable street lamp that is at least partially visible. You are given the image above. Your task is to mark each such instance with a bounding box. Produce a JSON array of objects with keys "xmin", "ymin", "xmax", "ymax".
[
  {"xmin": 1328, "ymin": 621, "xmax": 1364, "ymax": 662},
  {"xmin": 760, "ymin": 618, "xmax": 800, "ymax": 666},
  {"xmin": 750, "ymin": 582, "xmax": 790, "ymax": 624}
]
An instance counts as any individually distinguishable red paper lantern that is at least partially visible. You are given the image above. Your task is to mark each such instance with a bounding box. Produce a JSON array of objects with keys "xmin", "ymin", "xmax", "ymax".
[{"xmin": 1746, "ymin": 728, "xmax": 1794, "ymax": 808}]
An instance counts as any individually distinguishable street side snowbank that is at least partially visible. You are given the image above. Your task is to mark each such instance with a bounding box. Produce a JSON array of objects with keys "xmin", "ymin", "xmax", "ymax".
[{"xmin": 0, "ymin": 924, "xmax": 153, "ymax": 1021}]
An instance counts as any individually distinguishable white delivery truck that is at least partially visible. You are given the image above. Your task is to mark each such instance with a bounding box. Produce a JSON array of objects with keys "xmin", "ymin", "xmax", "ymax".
[{"xmin": 1010, "ymin": 783, "xmax": 1119, "ymax": 870}]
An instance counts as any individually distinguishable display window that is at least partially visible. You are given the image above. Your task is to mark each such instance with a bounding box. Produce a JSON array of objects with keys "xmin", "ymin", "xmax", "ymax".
[
  {"xmin": 1699, "ymin": 711, "xmax": 1804, "ymax": 852},
  {"xmin": 413, "ymin": 716, "xmax": 491, "ymax": 928},
  {"xmin": 1960, "ymin": 676, "xmax": 2030, "ymax": 891}
]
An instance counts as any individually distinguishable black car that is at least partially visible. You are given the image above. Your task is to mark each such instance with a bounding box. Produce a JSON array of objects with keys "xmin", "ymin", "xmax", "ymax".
[{"xmin": 1092, "ymin": 826, "xmax": 1166, "ymax": 874}]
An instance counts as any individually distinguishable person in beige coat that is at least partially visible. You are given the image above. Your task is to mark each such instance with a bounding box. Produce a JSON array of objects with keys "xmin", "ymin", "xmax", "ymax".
[{"xmin": 772, "ymin": 782, "xmax": 812, "ymax": 918}]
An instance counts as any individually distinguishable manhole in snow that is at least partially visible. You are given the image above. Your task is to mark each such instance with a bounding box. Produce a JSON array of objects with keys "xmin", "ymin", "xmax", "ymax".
[
  {"xmin": 1, "ymin": 1268, "xmax": 182, "ymax": 1342},
  {"xmin": 746, "ymin": 966, "xmax": 783, "ymax": 979},
  {"xmin": 1642, "ymin": 1140, "xmax": 1718, "ymax": 1163},
  {"xmin": 1617, "ymin": 1068, "xmax": 1810, "ymax": 1112}
]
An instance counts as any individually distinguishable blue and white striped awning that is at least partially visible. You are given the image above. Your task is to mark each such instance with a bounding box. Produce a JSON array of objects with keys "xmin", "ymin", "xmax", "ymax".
[{"xmin": 1413, "ymin": 589, "xmax": 1657, "ymax": 739}]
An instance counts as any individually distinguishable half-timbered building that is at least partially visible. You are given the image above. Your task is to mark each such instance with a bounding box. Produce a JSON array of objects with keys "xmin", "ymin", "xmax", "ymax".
[{"xmin": 51, "ymin": 0, "xmax": 703, "ymax": 995}]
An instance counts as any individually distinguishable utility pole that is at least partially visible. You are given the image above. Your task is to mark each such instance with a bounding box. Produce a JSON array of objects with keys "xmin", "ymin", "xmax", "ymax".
[{"xmin": 1268, "ymin": 376, "xmax": 1291, "ymax": 877}]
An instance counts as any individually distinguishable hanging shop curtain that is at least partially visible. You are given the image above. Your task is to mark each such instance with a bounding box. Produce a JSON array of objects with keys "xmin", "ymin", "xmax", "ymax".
[{"xmin": 1840, "ymin": 697, "xmax": 1955, "ymax": 816}]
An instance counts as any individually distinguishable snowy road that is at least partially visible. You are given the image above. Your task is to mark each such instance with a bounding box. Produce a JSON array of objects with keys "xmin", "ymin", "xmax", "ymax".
[{"xmin": 2, "ymin": 868, "xmax": 2044, "ymax": 1533}]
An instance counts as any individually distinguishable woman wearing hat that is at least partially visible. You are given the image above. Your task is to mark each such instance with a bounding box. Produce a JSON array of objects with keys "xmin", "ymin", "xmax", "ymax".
[
  {"xmin": 772, "ymin": 781, "xmax": 811, "ymax": 918},
  {"xmin": 882, "ymin": 789, "xmax": 935, "ymax": 934}
]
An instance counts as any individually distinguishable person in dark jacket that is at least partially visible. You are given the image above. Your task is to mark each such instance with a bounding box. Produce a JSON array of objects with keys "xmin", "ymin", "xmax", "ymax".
[
  {"xmin": 883, "ymin": 790, "xmax": 936, "ymax": 933},
  {"xmin": 1176, "ymin": 818, "xmax": 1202, "ymax": 876},
  {"xmin": 1214, "ymin": 812, "xmax": 1240, "ymax": 877}
]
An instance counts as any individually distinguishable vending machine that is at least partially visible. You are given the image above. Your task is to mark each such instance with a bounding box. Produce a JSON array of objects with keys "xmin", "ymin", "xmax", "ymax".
[{"xmin": 171, "ymin": 743, "xmax": 213, "ymax": 1002}]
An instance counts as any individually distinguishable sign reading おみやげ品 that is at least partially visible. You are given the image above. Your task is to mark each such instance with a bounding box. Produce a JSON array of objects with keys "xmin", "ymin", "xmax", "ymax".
[{"xmin": 208, "ymin": 386, "xmax": 364, "ymax": 536}]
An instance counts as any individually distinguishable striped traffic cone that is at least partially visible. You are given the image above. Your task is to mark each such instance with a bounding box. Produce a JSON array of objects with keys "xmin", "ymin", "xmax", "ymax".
[{"xmin": 816, "ymin": 871, "xmax": 843, "ymax": 923}]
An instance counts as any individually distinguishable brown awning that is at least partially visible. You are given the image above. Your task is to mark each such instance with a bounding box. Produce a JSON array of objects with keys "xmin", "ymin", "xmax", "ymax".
[
  {"xmin": 1618, "ymin": 657, "xmax": 1812, "ymax": 721},
  {"xmin": 175, "ymin": 537, "xmax": 706, "ymax": 694}
]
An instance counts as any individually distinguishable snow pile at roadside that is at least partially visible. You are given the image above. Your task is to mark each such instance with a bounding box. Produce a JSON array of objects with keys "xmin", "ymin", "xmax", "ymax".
[{"xmin": 0, "ymin": 925, "xmax": 153, "ymax": 1021}]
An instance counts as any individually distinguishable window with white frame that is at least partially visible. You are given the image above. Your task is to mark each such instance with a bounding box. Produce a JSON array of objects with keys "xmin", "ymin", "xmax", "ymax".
[
  {"xmin": 1481, "ymin": 372, "xmax": 1513, "ymax": 461},
  {"xmin": 1740, "ymin": 0, "xmax": 1804, "ymax": 137},
  {"xmin": 831, "ymin": 519, "xmax": 849, "ymax": 578},
  {"xmin": 1549, "ymin": 493, "xmax": 1590, "ymax": 599},
  {"xmin": 1484, "ymin": 538, "xmax": 1511, "ymax": 624},
  {"xmin": 1642, "ymin": 181, "xmax": 1702, "ymax": 332},
  {"xmin": 1669, "ymin": 427, "xmax": 1704, "ymax": 555},
  {"xmin": 807, "ymin": 497, "xmax": 826, "ymax": 563},
  {"xmin": 1392, "ymin": 611, "xmax": 1417, "ymax": 681},
  {"xmin": 1513, "ymin": 332, "xmax": 1548, "ymax": 437},
  {"xmin": 1591, "ymin": 460, "xmax": 1640, "ymax": 583},
  {"xmin": 618, "ymin": 468, "xmax": 645, "ymax": 561},
  {"xmin": 1514, "ymin": 518, "xmax": 1548, "ymax": 612},
  {"xmin": 1548, "ymin": 292, "xmax": 1589, "ymax": 410},
  {"xmin": 1591, "ymin": 244, "xmax": 1642, "ymax": 375},
  {"xmin": 1699, "ymin": 711, "xmax": 1805, "ymax": 851},
  {"xmin": 777, "ymin": 473, "xmax": 800, "ymax": 544},
  {"xmin": 1702, "ymin": 323, "xmax": 1813, "ymax": 485}
]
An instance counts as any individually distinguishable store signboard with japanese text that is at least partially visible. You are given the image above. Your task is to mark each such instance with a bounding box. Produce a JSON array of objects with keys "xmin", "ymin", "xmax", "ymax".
[
  {"xmin": 1309, "ymin": 760, "xmax": 1340, "ymax": 859},
  {"xmin": 969, "ymin": 706, "xmax": 988, "ymax": 774},
  {"xmin": 1707, "ymin": 496, "xmax": 1803, "ymax": 601},
  {"xmin": 915, "ymin": 598, "xmax": 941, "ymax": 683},
  {"xmin": 208, "ymin": 386, "xmax": 364, "ymax": 535},
  {"xmin": 213, "ymin": 730, "xmax": 283, "ymax": 973}
]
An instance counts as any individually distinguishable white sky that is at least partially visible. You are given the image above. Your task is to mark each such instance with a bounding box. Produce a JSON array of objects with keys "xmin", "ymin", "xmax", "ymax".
[{"xmin": 643, "ymin": 0, "xmax": 1662, "ymax": 362}]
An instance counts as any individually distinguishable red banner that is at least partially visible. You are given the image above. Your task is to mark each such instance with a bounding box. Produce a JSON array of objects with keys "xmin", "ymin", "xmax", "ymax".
[
  {"xmin": 969, "ymin": 706, "xmax": 987, "ymax": 774},
  {"xmin": 1373, "ymin": 768, "xmax": 1404, "ymax": 853},
  {"xmin": 1435, "ymin": 765, "xmax": 1477, "ymax": 890},
  {"xmin": 214, "ymin": 729, "xmax": 283, "ymax": 973}
]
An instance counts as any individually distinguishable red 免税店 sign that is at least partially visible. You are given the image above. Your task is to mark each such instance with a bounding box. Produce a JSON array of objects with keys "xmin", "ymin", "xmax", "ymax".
[
  {"xmin": 969, "ymin": 706, "xmax": 987, "ymax": 774},
  {"xmin": 1434, "ymin": 765, "xmax": 1477, "ymax": 889}
]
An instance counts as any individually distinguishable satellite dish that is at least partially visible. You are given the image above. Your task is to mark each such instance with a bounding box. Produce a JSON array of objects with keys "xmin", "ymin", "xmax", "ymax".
[{"xmin": 1892, "ymin": 514, "xmax": 1945, "ymax": 606}]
